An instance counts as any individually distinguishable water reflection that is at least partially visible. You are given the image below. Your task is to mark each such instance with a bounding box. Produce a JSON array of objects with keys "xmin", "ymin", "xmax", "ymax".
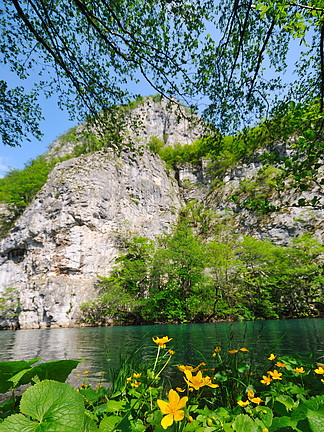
[{"xmin": 0, "ymin": 319, "xmax": 323, "ymax": 386}]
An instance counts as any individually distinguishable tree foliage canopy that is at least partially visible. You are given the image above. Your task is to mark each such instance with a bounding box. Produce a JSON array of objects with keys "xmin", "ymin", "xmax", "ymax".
[
  {"xmin": 2, "ymin": 1, "xmax": 324, "ymax": 142},
  {"xmin": 0, "ymin": 0, "xmax": 210, "ymax": 147},
  {"xmin": 1, "ymin": 0, "xmax": 323, "ymax": 205}
]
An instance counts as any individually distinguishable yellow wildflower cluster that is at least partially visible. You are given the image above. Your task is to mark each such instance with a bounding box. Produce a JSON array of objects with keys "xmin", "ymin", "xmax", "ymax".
[
  {"xmin": 228, "ymin": 347, "xmax": 249, "ymax": 354},
  {"xmin": 237, "ymin": 389, "xmax": 263, "ymax": 407},
  {"xmin": 176, "ymin": 362, "xmax": 206, "ymax": 373},
  {"xmin": 212, "ymin": 347, "xmax": 220, "ymax": 357},
  {"xmin": 126, "ymin": 372, "xmax": 142, "ymax": 388},
  {"xmin": 152, "ymin": 336, "xmax": 172, "ymax": 348}
]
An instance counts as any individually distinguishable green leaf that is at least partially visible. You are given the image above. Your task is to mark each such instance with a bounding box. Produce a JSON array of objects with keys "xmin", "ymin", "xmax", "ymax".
[
  {"xmin": 128, "ymin": 419, "xmax": 146, "ymax": 432},
  {"xmin": 99, "ymin": 415, "xmax": 122, "ymax": 431},
  {"xmin": 1, "ymin": 380, "xmax": 85, "ymax": 432},
  {"xmin": 233, "ymin": 414, "xmax": 259, "ymax": 432},
  {"xmin": 0, "ymin": 359, "xmax": 40, "ymax": 393},
  {"xmin": 255, "ymin": 406, "xmax": 273, "ymax": 428},
  {"xmin": 306, "ymin": 407, "xmax": 324, "ymax": 432},
  {"xmin": 0, "ymin": 413, "xmax": 39, "ymax": 432},
  {"xmin": 19, "ymin": 359, "xmax": 82, "ymax": 385},
  {"xmin": 83, "ymin": 415, "xmax": 99, "ymax": 432},
  {"xmin": 105, "ymin": 400, "xmax": 127, "ymax": 413},
  {"xmin": 270, "ymin": 416, "xmax": 296, "ymax": 431},
  {"xmin": 276, "ymin": 395, "xmax": 296, "ymax": 410}
]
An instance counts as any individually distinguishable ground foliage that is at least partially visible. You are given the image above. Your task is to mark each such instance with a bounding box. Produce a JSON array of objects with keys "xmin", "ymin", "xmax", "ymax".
[{"xmin": 0, "ymin": 339, "xmax": 323, "ymax": 431}]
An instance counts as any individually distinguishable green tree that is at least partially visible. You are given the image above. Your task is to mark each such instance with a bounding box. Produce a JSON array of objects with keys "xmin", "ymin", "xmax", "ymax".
[
  {"xmin": 0, "ymin": 156, "xmax": 52, "ymax": 229},
  {"xmin": 193, "ymin": 0, "xmax": 324, "ymax": 206},
  {"xmin": 86, "ymin": 236, "xmax": 155, "ymax": 324},
  {"xmin": 1, "ymin": 0, "xmax": 210, "ymax": 147}
]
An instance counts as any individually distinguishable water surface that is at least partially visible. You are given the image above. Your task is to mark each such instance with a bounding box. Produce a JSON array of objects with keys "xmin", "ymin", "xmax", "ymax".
[{"xmin": 0, "ymin": 319, "xmax": 323, "ymax": 385}]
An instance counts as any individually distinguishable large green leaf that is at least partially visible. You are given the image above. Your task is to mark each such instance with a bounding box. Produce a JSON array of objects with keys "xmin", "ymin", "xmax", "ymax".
[
  {"xmin": 0, "ymin": 413, "xmax": 40, "ymax": 432},
  {"xmin": 270, "ymin": 416, "xmax": 297, "ymax": 431},
  {"xmin": 105, "ymin": 400, "xmax": 128, "ymax": 413},
  {"xmin": 0, "ymin": 380, "xmax": 85, "ymax": 432},
  {"xmin": 0, "ymin": 359, "xmax": 40, "ymax": 393},
  {"xmin": 233, "ymin": 414, "xmax": 259, "ymax": 432},
  {"xmin": 255, "ymin": 406, "xmax": 273, "ymax": 428},
  {"xmin": 306, "ymin": 407, "xmax": 324, "ymax": 432},
  {"xmin": 99, "ymin": 415, "xmax": 122, "ymax": 432},
  {"xmin": 83, "ymin": 415, "xmax": 99, "ymax": 432},
  {"xmin": 19, "ymin": 359, "xmax": 82, "ymax": 385}
]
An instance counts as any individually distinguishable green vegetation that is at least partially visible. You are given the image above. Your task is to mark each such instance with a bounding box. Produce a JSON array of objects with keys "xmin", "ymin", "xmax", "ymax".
[
  {"xmin": 81, "ymin": 209, "xmax": 324, "ymax": 325},
  {"xmin": 0, "ymin": 156, "xmax": 53, "ymax": 236},
  {"xmin": 154, "ymin": 124, "xmax": 270, "ymax": 175},
  {"xmin": 0, "ymin": 153, "xmax": 75, "ymax": 237},
  {"xmin": 1, "ymin": 339, "xmax": 323, "ymax": 431}
]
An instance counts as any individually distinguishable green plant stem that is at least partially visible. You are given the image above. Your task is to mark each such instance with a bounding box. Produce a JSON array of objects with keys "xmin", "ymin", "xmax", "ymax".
[
  {"xmin": 155, "ymin": 353, "xmax": 172, "ymax": 379},
  {"xmin": 11, "ymin": 386, "xmax": 16, "ymax": 412},
  {"xmin": 152, "ymin": 345, "xmax": 161, "ymax": 377}
]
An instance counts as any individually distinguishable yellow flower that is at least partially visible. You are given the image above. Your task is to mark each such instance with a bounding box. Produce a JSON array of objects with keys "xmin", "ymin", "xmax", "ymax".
[
  {"xmin": 177, "ymin": 363, "xmax": 204, "ymax": 373},
  {"xmin": 176, "ymin": 387, "xmax": 186, "ymax": 393},
  {"xmin": 126, "ymin": 376, "xmax": 132, "ymax": 383},
  {"xmin": 133, "ymin": 372, "xmax": 142, "ymax": 379},
  {"xmin": 314, "ymin": 366, "xmax": 324, "ymax": 375},
  {"xmin": 260, "ymin": 375, "xmax": 272, "ymax": 385},
  {"xmin": 321, "ymin": 379, "xmax": 324, "ymax": 384},
  {"xmin": 275, "ymin": 362, "xmax": 286, "ymax": 368},
  {"xmin": 168, "ymin": 350, "xmax": 175, "ymax": 356},
  {"xmin": 228, "ymin": 349, "xmax": 238, "ymax": 354},
  {"xmin": 240, "ymin": 347, "xmax": 249, "ymax": 352},
  {"xmin": 294, "ymin": 367, "xmax": 305, "ymax": 374},
  {"xmin": 83, "ymin": 371, "xmax": 89, "ymax": 375},
  {"xmin": 157, "ymin": 389, "xmax": 188, "ymax": 430},
  {"xmin": 212, "ymin": 348, "xmax": 220, "ymax": 357},
  {"xmin": 269, "ymin": 370, "xmax": 282, "ymax": 380},
  {"xmin": 184, "ymin": 370, "xmax": 219, "ymax": 390},
  {"xmin": 247, "ymin": 390, "xmax": 255, "ymax": 400},
  {"xmin": 237, "ymin": 400, "xmax": 250, "ymax": 407},
  {"xmin": 131, "ymin": 380, "xmax": 141, "ymax": 388},
  {"xmin": 152, "ymin": 336, "xmax": 172, "ymax": 348},
  {"xmin": 268, "ymin": 354, "xmax": 276, "ymax": 361},
  {"xmin": 251, "ymin": 397, "xmax": 263, "ymax": 405}
]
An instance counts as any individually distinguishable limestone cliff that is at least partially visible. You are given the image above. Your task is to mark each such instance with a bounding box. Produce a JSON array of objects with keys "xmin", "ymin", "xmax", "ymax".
[{"xmin": 0, "ymin": 98, "xmax": 323, "ymax": 329}]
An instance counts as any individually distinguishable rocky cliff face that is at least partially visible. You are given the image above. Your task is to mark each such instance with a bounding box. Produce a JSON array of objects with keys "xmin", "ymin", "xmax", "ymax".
[{"xmin": 0, "ymin": 99, "xmax": 323, "ymax": 329}]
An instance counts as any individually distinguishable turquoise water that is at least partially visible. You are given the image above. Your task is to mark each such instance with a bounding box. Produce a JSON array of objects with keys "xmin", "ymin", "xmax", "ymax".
[{"xmin": 0, "ymin": 319, "xmax": 323, "ymax": 385}]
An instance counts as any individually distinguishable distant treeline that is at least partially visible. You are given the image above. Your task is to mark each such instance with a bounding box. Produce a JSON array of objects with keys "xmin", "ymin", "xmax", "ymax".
[{"xmin": 81, "ymin": 210, "xmax": 324, "ymax": 325}]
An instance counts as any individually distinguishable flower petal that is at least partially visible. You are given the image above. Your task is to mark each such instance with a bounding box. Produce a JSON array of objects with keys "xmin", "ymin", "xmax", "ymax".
[
  {"xmin": 174, "ymin": 410, "xmax": 185, "ymax": 422},
  {"xmin": 157, "ymin": 399, "xmax": 170, "ymax": 414},
  {"xmin": 161, "ymin": 414, "xmax": 173, "ymax": 429},
  {"xmin": 178, "ymin": 396, "xmax": 188, "ymax": 409},
  {"xmin": 184, "ymin": 370, "xmax": 192, "ymax": 380},
  {"xmin": 168, "ymin": 389, "xmax": 180, "ymax": 404}
]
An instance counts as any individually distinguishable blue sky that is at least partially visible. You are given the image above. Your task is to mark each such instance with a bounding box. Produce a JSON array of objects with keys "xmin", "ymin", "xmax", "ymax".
[
  {"xmin": 0, "ymin": 66, "xmax": 154, "ymax": 178},
  {"xmin": 0, "ymin": 65, "xmax": 76, "ymax": 177},
  {"xmin": 0, "ymin": 21, "xmax": 306, "ymax": 179}
]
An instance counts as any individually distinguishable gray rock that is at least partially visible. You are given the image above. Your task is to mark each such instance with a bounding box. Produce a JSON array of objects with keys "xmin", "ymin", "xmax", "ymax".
[{"xmin": 0, "ymin": 100, "xmax": 322, "ymax": 329}]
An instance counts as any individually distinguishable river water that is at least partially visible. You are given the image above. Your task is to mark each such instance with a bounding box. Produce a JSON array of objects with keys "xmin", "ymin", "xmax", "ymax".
[{"xmin": 0, "ymin": 319, "xmax": 323, "ymax": 385}]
